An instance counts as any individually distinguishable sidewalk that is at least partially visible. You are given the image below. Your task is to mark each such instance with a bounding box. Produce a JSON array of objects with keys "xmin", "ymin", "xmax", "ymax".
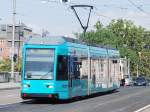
[{"xmin": 0, "ymin": 82, "xmax": 20, "ymax": 90}]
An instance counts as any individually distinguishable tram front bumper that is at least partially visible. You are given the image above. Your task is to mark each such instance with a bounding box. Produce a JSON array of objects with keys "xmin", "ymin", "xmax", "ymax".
[{"xmin": 21, "ymin": 93, "xmax": 58, "ymax": 99}]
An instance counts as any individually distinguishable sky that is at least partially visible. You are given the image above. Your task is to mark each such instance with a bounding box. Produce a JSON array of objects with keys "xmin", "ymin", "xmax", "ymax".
[{"xmin": 0, "ymin": 0, "xmax": 150, "ymax": 37}]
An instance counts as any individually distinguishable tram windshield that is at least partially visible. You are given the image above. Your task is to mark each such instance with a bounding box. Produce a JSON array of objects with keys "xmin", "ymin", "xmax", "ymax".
[{"xmin": 25, "ymin": 49, "xmax": 55, "ymax": 80}]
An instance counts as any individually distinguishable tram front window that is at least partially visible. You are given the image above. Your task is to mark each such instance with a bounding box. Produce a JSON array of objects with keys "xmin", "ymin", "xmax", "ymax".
[{"xmin": 25, "ymin": 49, "xmax": 55, "ymax": 80}]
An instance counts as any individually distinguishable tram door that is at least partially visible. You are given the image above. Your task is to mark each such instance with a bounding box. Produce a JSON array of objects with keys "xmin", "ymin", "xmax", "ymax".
[
  {"xmin": 68, "ymin": 56, "xmax": 73, "ymax": 98},
  {"xmin": 68, "ymin": 56, "xmax": 81, "ymax": 98}
]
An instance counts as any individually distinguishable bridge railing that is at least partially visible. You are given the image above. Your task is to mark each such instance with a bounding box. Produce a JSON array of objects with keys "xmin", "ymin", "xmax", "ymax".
[{"xmin": 0, "ymin": 72, "xmax": 21, "ymax": 83}]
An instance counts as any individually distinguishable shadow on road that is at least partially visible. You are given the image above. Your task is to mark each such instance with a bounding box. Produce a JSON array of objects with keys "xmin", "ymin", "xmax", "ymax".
[{"xmin": 21, "ymin": 90, "xmax": 119, "ymax": 105}]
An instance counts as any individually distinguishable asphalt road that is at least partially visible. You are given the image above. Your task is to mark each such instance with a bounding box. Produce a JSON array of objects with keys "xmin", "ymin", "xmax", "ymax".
[
  {"xmin": 0, "ymin": 86, "xmax": 150, "ymax": 112},
  {"xmin": 0, "ymin": 89, "xmax": 22, "ymax": 106}
]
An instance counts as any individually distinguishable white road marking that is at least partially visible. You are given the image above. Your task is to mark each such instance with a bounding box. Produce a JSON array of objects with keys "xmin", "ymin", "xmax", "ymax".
[
  {"xmin": 95, "ymin": 89, "xmax": 150, "ymax": 108},
  {"xmin": 0, "ymin": 102, "xmax": 21, "ymax": 109},
  {"xmin": 5, "ymin": 94, "xmax": 18, "ymax": 97},
  {"xmin": 134, "ymin": 104, "xmax": 150, "ymax": 112},
  {"xmin": 111, "ymin": 102, "xmax": 140, "ymax": 112}
]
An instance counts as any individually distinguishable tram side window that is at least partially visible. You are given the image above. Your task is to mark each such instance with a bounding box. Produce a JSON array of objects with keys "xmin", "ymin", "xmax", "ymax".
[
  {"xmin": 56, "ymin": 55, "xmax": 68, "ymax": 80},
  {"xmin": 69, "ymin": 57, "xmax": 81, "ymax": 79},
  {"xmin": 80, "ymin": 57, "xmax": 88, "ymax": 79}
]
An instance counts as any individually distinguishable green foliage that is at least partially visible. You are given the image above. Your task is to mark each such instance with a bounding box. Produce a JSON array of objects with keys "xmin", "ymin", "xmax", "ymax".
[
  {"xmin": 0, "ymin": 58, "xmax": 22, "ymax": 72},
  {"xmin": 0, "ymin": 59, "xmax": 11, "ymax": 72},
  {"xmin": 15, "ymin": 58, "xmax": 22, "ymax": 72},
  {"xmin": 79, "ymin": 19, "xmax": 150, "ymax": 78}
]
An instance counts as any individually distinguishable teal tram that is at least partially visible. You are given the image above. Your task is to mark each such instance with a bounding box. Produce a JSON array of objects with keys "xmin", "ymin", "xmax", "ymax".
[{"xmin": 21, "ymin": 36, "xmax": 121, "ymax": 100}]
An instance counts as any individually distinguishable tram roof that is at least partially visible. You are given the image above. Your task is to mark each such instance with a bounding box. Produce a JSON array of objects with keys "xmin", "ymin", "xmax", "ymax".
[
  {"xmin": 25, "ymin": 36, "xmax": 67, "ymax": 45},
  {"xmin": 25, "ymin": 36, "xmax": 117, "ymax": 50}
]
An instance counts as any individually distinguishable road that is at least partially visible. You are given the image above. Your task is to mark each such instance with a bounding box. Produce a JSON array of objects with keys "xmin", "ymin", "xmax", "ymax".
[
  {"xmin": 0, "ymin": 89, "xmax": 22, "ymax": 106},
  {"xmin": 0, "ymin": 86, "xmax": 150, "ymax": 112}
]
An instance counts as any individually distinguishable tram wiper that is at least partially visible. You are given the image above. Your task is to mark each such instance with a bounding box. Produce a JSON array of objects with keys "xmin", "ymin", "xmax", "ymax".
[
  {"xmin": 27, "ymin": 73, "xmax": 32, "ymax": 78},
  {"xmin": 40, "ymin": 71, "xmax": 52, "ymax": 79}
]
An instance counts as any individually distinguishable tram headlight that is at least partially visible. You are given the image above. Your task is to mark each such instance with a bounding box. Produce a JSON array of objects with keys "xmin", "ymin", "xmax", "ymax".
[
  {"xmin": 23, "ymin": 84, "xmax": 30, "ymax": 88},
  {"xmin": 47, "ymin": 85, "xmax": 54, "ymax": 89}
]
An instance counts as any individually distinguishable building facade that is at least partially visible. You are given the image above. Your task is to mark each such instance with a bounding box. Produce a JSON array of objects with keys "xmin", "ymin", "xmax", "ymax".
[
  {"xmin": 120, "ymin": 57, "xmax": 130, "ymax": 79},
  {"xmin": 0, "ymin": 23, "xmax": 32, "ymax": 60}
]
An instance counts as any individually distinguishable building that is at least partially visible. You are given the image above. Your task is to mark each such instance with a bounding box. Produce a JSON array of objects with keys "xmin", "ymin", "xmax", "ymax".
[
  {"xmin": 120, "ymin": 57, "xmax": 130, "ymax": 79},
  {"xmin": 0, "ymin": 23, "xmax": 32, "ymax": 60}
]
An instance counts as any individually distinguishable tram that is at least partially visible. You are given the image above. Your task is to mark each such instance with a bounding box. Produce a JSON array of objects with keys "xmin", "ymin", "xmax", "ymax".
[{"xmin": 21, "ymin": 36, "xmax": 120, "ymax": 100}]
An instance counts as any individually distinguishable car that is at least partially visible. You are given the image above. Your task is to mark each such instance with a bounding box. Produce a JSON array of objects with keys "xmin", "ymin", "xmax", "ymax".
[
  {"xmin": 134, "ymin": 77, "xmax": 148, "ymax": 86},
  {"xmin": 125, "ymin": 77, "xmax": 133, "ymax": 86},
  {"xmin": 121, "ymin": 75, "xmax": 133, "ymax": 86},
  {"xmin": 146, "ymin": 79, "xmax": 150, "ymax": 86},
  {"xmin": 120, "ymin": 77, "xmax": 133, "ymax": 86}
]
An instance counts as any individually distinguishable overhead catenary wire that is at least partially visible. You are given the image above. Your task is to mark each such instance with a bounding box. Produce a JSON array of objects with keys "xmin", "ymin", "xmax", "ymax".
[
  {"xmin": 127, "ymin": 0, "xmax": 150, "ymax": 17},
  {"xmin": 40, "ymin": 0, "xmax": 150, "ymax": 27},
  {"xmin": 41, "ymin": 0, "xmax": 114, "ymax": 20}
]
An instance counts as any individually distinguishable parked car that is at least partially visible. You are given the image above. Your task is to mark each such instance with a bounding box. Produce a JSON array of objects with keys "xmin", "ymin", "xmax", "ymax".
[
  {"xmin": 125, "ymin": 77, "xmax": 133, "ymax": 86},
  {"xmin": 134, "ymin": 77, "xmax": 148, "ymax": 86},
  {"xmin": 147, "ymin": 79, "xmax": 150, "ymax": 86},
  {"xmin": 121, "ymin": 75, "xmax": 133, "ymax": 86}
]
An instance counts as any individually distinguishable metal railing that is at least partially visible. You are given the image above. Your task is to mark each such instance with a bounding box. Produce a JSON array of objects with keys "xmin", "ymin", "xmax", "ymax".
[{"xmin": 0, "ymin": 72, "xmax": 21, "ymax": 83}]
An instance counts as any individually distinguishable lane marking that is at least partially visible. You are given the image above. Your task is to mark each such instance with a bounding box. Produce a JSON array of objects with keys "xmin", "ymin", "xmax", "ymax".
[
  {"xmin": 0, "ymin": 102, "xmax": 21, "ymax": 109},
  {"xmin": 95, "ymin": 89, "xmax": 150, "ymax": 108},
  {"xmin": 4, "ymin": 94, "xmax": 18, "ymax": 97},
  {"xmin": 134, "ymin": 104, "xmax": 150, "ymax": 112},
  {"xmin": 112, "ymin": 102, "xmax": 140, "ymax": 112},
  {"xmin": 70, "ymin": 88, "xmax": 150, "ymax": 112}
]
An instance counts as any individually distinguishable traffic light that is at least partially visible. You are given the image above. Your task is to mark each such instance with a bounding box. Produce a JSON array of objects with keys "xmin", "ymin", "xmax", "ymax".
[
  {"xmin": 60, "ymin": 0, "xmax": 70, "ymax": 3},
  {"xmin": 19, "ymin": 31, "xmax": 24, "ymax": 37},
  {"xmin": 13, "ymin": 54, "xmax": 17, "ymax": 62}
]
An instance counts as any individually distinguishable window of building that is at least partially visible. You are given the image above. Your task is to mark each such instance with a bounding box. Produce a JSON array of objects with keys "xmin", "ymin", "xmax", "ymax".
[
  {"xmin": 0, "ymin": 48, "xmax": 2, "ymax": 55},
  {"xmin": 100, "ymin": 59, "xmax": 104, "ymax": 72},
  {"xmin": 0, "ymin": 25, "xmax": 6, "ymax": 31},
  {"xmin": 112, "ymin": 60, "xmax": 118, "ymax": 64}
]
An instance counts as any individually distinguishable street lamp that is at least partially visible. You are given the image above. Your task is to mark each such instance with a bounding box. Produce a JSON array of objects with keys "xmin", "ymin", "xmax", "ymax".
[
  {"xmin": 11, "ymin": 0, "xmax": 16, "ymax": 82},
  {"xmin": 137, "ymin": 52, "xmax": 141, "ymax": 77}
]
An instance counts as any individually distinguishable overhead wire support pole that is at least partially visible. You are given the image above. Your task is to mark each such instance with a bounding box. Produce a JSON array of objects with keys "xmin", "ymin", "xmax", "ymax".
[
  {"xmin": 86, "ymin": 6, "xmax": 93, "ymax": 33},
  {"xmin": 71, "ymin": 5, "xmax": 93, "ymax": 37},
  {"xmin": 70, "ymin": 5, "xmax": 93, "ymax": 95},
  {"xmin": 71, "ymin": 6, "xmax": 84, "ymax": 29},
  {"xmin": 11, "ymin": 0, "xmax": 16, "ymax": 82}
]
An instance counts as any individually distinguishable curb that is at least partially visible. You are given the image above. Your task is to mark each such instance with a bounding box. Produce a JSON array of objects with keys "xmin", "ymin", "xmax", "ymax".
[{"xmin": 0, "ymin": 87, "xmax": 20, "ymax": 91}]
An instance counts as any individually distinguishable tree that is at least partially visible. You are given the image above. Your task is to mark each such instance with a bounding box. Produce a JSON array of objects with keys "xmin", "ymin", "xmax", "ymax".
[
  {"xmin": 0, "ymin": 59, "xmax": 11, "ymax": 72},
  {"xmin": 0, "ymin": 58, "xmax": 22, "ymax": 72},
  {"xmin": 78, "ymin": 19, "xmax": 150, "ymax": 78},
  {"xmin": 15, "ymin": 58, "xmax": 22, "ymax": 72}
]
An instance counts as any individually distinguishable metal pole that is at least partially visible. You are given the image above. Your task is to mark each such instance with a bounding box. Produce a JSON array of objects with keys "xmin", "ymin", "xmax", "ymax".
[
  {"xmin": 18, "ymin": 22, "xmax": 21, "ymax": 64},
  {"xmin": 107, "ymin": 49, "xmax": 110, "ymax": 88},
  {"xmin": 137, "ymin": 64, "xmax": 138, "ymax": 77},
  {"xmin": 128, "ymin": 58, "xmax": 130, "ymax": 77},
  {"xmin": 70, "ymin": 5, "xmax": 93, "ymax": 95},
  {"xmin": 11, "ymin": 0, "xmax": 16, "ymax": 82},
  {"xmin": 88, "ymin": 45, "xmax": 91, "ymax": 95}
]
